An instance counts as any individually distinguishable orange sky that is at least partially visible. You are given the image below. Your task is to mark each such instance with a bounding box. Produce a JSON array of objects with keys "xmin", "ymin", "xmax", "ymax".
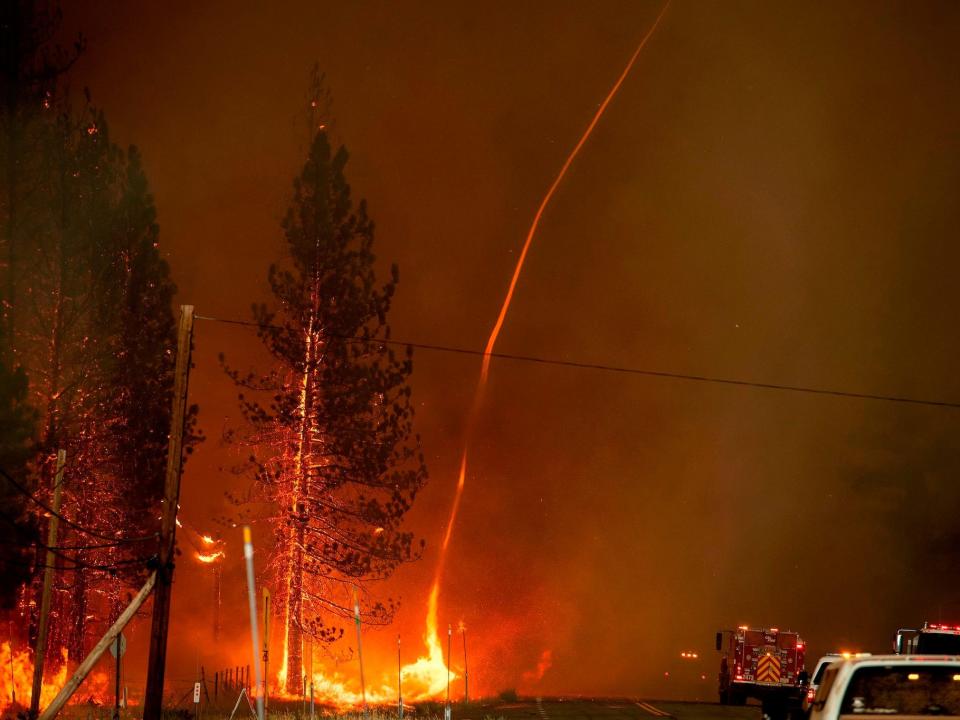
[{"xmin": 54, "ymin": 0, "xmax": 960, "ymax": 703}]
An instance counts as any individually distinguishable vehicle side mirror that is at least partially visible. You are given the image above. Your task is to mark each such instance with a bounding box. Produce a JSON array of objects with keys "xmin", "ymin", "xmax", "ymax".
[{"xmin": 716, "ymin": 632, "xmax": 723, "ymax": 651}]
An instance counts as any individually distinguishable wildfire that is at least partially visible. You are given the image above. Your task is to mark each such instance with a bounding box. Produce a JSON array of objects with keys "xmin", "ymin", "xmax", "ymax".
[
  {"xmin": 196, "ymin": 550, "xmax": 224, "ymax": 563},
  {"xmin": 270, "ymin": 583, "xmax": 454, "ymax": 708},
  {"xmin": 0, "ymin": 642, "xmax": 110, "ymax": 715},
  {"xmin": 244, "ymin": 7, "xmax": 675, "ymax": 707},
  {"xmin": 522, "ymin": 650, "xmax": 553, "ymax": 684},
  {"xmin": 400, "ymin": 583, "xmax": 456, "ymax": 699}
]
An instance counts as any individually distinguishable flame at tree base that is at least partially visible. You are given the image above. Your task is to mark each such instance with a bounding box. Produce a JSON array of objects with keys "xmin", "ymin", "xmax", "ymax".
[{"xmin": 272, "ymin": 582, "xmax": 454, "ymax": 709}]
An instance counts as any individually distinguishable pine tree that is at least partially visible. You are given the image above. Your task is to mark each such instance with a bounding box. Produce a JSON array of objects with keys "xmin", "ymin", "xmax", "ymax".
[
  {"xmin": 0, "ymin": 0, "xmax": 83, "ymax": 346},
  {"xmin": 0, "ymin": 332, "xmax": 37, "ymax": 609},
  {"xmin": 0, "ymin": 1, "xmax": 198, "ymax": 661},
  {"xmin": 224, "ymin": 98, "xmax": 427, "ymax": 692}
]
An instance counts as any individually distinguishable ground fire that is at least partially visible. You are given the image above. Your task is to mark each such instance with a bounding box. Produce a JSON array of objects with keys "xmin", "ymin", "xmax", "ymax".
[{"xmin": 0, "ymin": 643, "xmax": 110, "ymax": 715}]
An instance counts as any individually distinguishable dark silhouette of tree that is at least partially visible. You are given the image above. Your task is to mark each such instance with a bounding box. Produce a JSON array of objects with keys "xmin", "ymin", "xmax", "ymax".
[
  {"xmin": 0, "ymin": 329, "xmax": 37, "ymax": 609},
  {"xmin": 0, "ymin": 0, "xmax": 84, "ymax": 344},
  {"xmin": 223, "ymin": 78, "xmax": 427, "ymax": 692},
  {"xmin": 0, "ymin": 1, "xmax": 200, "ymax": 662}
]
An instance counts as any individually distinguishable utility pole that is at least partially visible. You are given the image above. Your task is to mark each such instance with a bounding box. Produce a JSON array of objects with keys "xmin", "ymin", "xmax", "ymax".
[
  {"xmin": 30, "ymin": 449, "xmax": 65, "ymax": 719},
  {"xmin": 143, "ymin": 305, "xmax": 195, "ymax": 720}
]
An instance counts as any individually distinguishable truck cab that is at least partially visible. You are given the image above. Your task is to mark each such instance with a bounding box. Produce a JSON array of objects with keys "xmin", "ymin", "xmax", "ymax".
[{"xmin": 896, "ymin": 624, "xmax": 960, "ymax": 655}]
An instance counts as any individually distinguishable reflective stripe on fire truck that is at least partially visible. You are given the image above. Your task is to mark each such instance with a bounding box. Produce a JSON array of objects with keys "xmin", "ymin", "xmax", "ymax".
[{"xmin": 756, "ymin": 654, "xmax": 782, "ymax": 684}]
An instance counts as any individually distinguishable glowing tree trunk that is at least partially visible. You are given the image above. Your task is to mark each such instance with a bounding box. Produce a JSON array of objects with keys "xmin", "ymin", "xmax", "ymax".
[
  {"xmin": 285, "ymin": 321, "xmax": 315, "ymax": 694},
  {"xmin": 286, "ymin": 517, "xmax": 305, "ymax": 693}
]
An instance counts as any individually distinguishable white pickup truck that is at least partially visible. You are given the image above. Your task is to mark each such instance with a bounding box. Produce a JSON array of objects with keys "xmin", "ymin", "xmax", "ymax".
[{"xmin": 809, "ymin": 655, "xmax": 960, "ymax": 720}]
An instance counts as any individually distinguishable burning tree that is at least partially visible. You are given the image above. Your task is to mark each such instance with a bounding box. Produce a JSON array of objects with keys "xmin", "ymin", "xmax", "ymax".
[
  {"xmin": 223, "ymin": 89, "xmax": 427, "ymax": 693},
  {"xmin": 0, "ymin": 0, "xmax": 197, "ymax": 667}
]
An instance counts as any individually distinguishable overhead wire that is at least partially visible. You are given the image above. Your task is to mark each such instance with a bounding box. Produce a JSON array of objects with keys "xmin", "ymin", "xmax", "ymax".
[{"xmin": 194, "ymin": 313, "xmax": 960, "ymax": 410}]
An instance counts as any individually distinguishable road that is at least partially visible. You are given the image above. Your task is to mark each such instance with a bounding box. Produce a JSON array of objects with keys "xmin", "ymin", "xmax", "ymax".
[{"xmin": 456, "ymin": 698, "xmax": 762, "ymax": 720}]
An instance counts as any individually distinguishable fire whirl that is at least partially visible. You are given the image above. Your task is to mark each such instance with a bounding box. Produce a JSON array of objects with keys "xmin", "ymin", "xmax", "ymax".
[{"xmin": 417, "ymin": 0, "xmax": 674, "ymax": 696}]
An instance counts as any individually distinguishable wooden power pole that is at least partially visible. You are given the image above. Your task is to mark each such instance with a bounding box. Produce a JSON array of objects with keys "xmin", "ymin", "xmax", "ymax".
[
  {"xmin": 143, "ymin": 305, "xmax": 195, "ymax": 720},
  {"xmin": 29, "ymin": 449, "xmax": 66, "ymax": 719}
]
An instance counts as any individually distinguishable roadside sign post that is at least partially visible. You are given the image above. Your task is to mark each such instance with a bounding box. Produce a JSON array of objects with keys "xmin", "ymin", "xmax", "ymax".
[
  {"xmin": 397, "ymin": 634, "xmax": 403, "ymax": 720},
  {"xmin": 353, "ymin": 592, "xmax": 368, "ymax": 720},
  {"xmin": 445, "ymin": 624, "xmax": 452, "ymax": 720},
  {"xmin": 308, "ymin": 635, "xmax": 315, "ymax": 720},
  {"xmin": 262, "ymin": 588, "xmax": 271, "ymax": 713},
  {"xmin": 109, "ymin": 632, "xmax": 127, "ymax": 720},
  {"xmin": 114, "ymin": 638, "xmax": 120, "ymax": 720}
]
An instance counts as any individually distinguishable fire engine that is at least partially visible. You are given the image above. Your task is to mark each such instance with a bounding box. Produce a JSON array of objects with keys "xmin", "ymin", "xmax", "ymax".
[
  {"xmin": 895, "ymin": 622, "xmax": 960, "ymax": 654},
  {"xmin": 716, "ymin": 626, "xmax": 807, "ymax": 711}
]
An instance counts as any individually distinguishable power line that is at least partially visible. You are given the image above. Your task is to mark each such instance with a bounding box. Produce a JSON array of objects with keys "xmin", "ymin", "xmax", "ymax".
[
  {"xmin": 0, "ymin": 466, "xmax": 158, "ymax": 544},
  {"xmin": 195, "ymin": 313, "xmax": 960, "ymax": 410}
]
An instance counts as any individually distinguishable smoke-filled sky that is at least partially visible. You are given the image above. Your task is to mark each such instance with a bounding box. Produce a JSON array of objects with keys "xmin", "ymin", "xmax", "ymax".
[{"xmin": 62, "ymin": 0, "xmax": 960, "ymax": 701}]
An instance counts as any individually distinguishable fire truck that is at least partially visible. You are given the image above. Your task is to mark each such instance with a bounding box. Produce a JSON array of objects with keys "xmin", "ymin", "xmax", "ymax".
[
  {"xmin": 895, "ymin": 622, "xmax": 960, "ymax": 654},
  {"xmin": 716, "ymin": 626, "xmax": 807, "ymax": 712}
]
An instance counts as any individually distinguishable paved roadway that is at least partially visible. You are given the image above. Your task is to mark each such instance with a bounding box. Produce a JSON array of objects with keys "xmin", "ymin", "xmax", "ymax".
[{"xmin": 456, "ymin": 698, "xmax": 762, "ymax": 720}]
